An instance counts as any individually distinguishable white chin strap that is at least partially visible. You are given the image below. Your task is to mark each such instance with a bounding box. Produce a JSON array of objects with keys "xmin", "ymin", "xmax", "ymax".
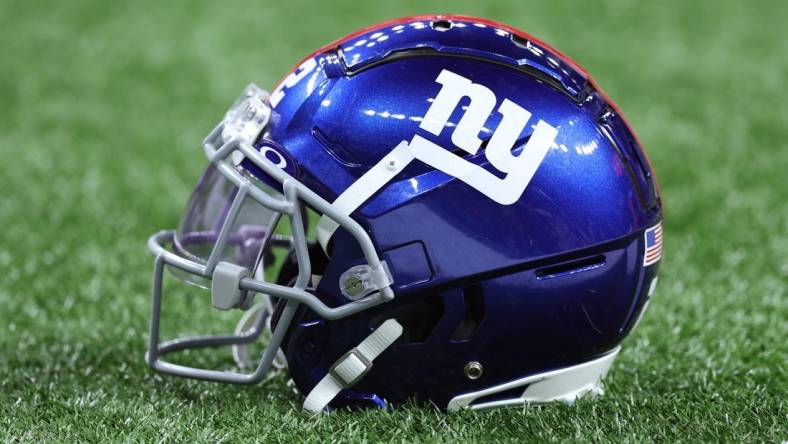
[{"xmin": 303, "ymin": 319, "xmax": 403, "ymax": 413}]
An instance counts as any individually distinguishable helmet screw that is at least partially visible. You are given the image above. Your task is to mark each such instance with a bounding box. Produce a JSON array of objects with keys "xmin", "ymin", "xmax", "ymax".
[
  {"xmin": 385, "ymin": 157, "xmax": 398, "ymax": 171},
  {"xmin": 342, "ymin": 275, "xmax": 365, "ymax": 299},
  {"xmin": 464, "ymin": 361, "xmax": 483, "ymax": 380}
]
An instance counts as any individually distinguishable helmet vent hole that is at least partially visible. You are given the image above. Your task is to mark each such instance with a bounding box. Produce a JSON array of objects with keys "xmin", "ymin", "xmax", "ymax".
[
  {"xmin": 472, "ymin": 384, "xmax": 532, "ymax": 406},
  {"xmin": 431, "ymin": 20, "xmax": 452, "ymax": 32},
  {"xmin": 535, "ymin": 255, "xmax": 606, "ymax": 280},
  {"xmin": 510, "ymin": 34, "xmax": 531, "ymax": 49},
  {"xmin": 451, "ymin": 285, "xmax": 486, "ymax": 341}
]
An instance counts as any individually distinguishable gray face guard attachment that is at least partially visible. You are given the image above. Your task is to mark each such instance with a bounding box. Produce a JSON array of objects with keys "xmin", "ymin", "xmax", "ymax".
[{"xmin": 146, "ymin": 85, "xmax": 396, "ymax": 393}]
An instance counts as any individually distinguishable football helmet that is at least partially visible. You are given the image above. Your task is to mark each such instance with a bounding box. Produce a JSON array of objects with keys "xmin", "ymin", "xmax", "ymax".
[{"xmin": 146, "ymin": 15, "xmax": 663, "ymax": 412}]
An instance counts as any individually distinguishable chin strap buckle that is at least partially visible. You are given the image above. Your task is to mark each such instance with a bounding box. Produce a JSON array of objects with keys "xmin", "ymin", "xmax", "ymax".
[{"xmin": 303, "ymin": 319, "xmax": 403, "ymax": 413}]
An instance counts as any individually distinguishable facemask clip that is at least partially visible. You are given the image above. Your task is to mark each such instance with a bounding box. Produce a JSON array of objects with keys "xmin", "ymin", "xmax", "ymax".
[
  {"xmin": 339, "ymin": 261, "xmax": 393, "ymax": 301},
  {"xmin": 212, "ymin": 261, "xmax": 252, "ymax": 310},
  {"xmin": 220, "ymin": 84, "xmax": 270, "ymax": 145}
]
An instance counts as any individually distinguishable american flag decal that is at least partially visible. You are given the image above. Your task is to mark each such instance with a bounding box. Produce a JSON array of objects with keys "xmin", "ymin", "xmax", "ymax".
[{"xmin": 643, "ymin": 222, "xmax": 663, "ymax": 266}]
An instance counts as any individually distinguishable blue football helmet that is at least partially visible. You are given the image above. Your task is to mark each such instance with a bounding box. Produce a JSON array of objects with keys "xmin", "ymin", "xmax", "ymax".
[{"xmin": 146, "ymin": 15, "xmax": 663, "ymax": 412}]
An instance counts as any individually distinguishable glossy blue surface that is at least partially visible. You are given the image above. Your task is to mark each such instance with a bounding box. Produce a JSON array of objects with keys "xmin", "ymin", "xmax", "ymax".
[{"xmin": 251, "ymin": 15, "xmax": 662, "ymax": 409}]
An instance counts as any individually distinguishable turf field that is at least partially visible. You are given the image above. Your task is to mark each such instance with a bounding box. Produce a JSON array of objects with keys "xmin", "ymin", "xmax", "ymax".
[{"xmin": 0, "ymin": 0, "xmax": 786, "ymax": 441}]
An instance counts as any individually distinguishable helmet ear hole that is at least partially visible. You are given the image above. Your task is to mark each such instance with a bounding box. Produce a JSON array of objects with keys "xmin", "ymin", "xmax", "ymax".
[
  {"xmin": 450, "ymin": 285, "xmax": 486, "ymax": 341},
  {"xmin": 369, "ymin": 294, "xmax": 443, "ymax": 344}
]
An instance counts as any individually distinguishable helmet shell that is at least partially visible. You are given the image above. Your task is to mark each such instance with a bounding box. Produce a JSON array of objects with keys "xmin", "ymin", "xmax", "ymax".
[{"xmin": 252, "ymin": 15, "xmax": 662, "ymax": 409}]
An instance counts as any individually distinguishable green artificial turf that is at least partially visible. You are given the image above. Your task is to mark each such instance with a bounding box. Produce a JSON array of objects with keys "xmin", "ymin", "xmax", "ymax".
[{"xmin": 0, "ymin": 0, "xmax": 786, "ymax": 442}]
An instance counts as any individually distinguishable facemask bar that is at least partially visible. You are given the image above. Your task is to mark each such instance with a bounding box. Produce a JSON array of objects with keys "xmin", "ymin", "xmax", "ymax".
[{"xmin": 146, "ymin": 84, "xmax": 395, "ymax": 385}]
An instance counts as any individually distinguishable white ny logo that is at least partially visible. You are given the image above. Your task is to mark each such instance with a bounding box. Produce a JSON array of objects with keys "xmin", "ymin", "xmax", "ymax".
[
  {"xmin": 408, "ymin": 69, "xmax": 558, "ymax": 205},
  {"xmin": 316, "ymin": 69, "xmax": 560, "ymax": 246}
]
